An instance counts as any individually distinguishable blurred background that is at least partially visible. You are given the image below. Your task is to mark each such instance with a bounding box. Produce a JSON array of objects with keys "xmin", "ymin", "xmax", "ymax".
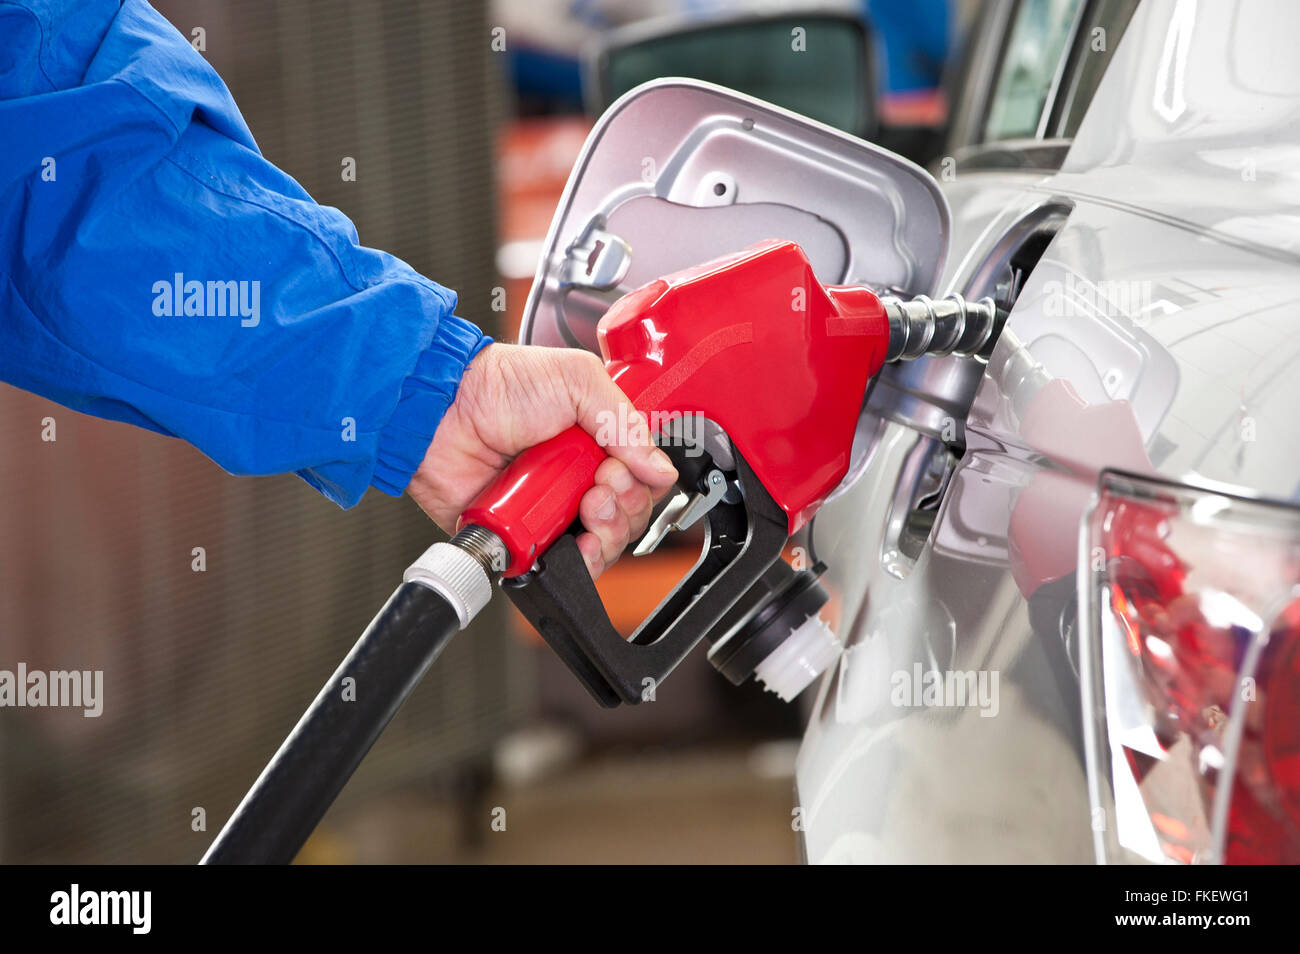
[{"xmin": 0, "ymin": 0, "xmax": 973, "ymax": 863}]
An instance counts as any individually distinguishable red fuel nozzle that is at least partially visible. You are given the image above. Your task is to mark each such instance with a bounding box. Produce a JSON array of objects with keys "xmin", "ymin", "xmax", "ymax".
[
  {"xmin": 459, "ymin": 239, "xmax": 893, "ymax": 577},
  {"xmin": 458, "ymin": 241, "xmax": 1005, "ymax": 578}
]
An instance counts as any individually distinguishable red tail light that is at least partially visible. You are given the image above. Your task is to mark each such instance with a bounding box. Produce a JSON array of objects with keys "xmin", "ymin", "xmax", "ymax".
[{"xmin": 1081, "ymin": 471, "xmax": 1300, "ymax": 864}]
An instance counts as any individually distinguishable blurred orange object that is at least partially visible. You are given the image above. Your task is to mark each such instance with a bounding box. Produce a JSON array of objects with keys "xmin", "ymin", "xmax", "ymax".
[
  {"xmin": 879, "ymin": 88, "xmax": 947, "ymax": 127},
  {"xmin": 495, "ymin": 116, "xmax": 592, "ymax": 342}
]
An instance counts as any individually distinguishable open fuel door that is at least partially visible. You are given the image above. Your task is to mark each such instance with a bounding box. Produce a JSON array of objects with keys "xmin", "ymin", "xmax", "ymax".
[{"xmin": 519, "ymin": 78, "xmax": 950, "ymax": 351}]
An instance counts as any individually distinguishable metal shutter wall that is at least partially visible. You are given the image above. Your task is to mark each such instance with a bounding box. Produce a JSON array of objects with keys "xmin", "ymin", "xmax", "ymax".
[{"xmin": 0, "ymin": 0, "xmax": 521, "ymax": 862}]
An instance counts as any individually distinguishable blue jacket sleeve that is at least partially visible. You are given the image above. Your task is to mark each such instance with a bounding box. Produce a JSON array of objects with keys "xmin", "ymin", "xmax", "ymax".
[{"xmin": 0, "ymin": 0, "xmax": 492, "ymax": 507}]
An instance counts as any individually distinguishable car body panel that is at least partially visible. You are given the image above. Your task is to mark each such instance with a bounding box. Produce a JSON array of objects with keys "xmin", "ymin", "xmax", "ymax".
[{"xmin": 797, "ymin": 0, "xmax": 1300, "ymax": 862}]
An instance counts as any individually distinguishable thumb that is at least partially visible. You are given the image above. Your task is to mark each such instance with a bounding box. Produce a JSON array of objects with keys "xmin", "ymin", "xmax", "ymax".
[{"xmin": 561, "ymin": 351, "xmax": 678, "ymax": 491}]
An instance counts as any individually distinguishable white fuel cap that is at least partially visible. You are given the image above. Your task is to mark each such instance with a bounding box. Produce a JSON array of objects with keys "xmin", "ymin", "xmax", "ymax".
[{"xmin": 753, "ymin": 615, "xmax": 841, "ymax": 702}]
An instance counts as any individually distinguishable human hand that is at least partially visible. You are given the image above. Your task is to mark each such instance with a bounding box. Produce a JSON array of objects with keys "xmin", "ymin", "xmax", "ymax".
[{"xmin": 408, "ymin": 343, "xmax": 678, "ymax": 578}]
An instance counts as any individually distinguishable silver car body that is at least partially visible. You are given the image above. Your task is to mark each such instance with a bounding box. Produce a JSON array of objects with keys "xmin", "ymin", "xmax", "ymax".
[{"xmin": 798, "ymin": 0, "xmax": 1300, "ymax": 862}]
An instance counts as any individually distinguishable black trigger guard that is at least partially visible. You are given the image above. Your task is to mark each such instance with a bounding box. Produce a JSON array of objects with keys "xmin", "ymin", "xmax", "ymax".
[{"xmin": 500, "ymin": 449, "xmax": 790, "ymax": 707}]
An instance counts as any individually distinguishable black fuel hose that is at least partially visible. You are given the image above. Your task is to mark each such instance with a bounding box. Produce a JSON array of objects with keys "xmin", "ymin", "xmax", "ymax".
[{"xmin": 200, "ymin": 581, "xmax": 462, "ymax": 864}]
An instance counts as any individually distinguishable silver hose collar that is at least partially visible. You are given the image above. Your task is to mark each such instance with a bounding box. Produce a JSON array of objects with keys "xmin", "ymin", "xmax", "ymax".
[
  {"xmin": 883, "ymin": 294, "xmax": 1001, "ymax": 362},
  {"xmin": 403, "ymin": 541, "xmax": 494, "ymax": 629}
]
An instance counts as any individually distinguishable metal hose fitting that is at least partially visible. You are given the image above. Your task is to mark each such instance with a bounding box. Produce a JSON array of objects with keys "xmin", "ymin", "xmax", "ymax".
[
  {"xmin": 449, "ymin": 524, "xmax": 510, "ymax": 579},
  {"xmin": 882, "ymin": 293, "xmax": 1003, "ymax": 362},
  {"xmin": 403, "ymin": 525, "xmax": 508, "ymax": 629}
]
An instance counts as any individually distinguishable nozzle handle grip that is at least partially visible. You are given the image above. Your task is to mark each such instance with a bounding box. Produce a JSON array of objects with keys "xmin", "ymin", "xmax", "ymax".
[{"xmin": 459, "ymin": 425, "xmax": 606, "ymax": 577}]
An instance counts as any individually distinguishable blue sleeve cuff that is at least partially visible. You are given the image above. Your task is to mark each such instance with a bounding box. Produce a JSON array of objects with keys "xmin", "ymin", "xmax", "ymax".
[{"xmin": 370, "ymin": 316, "xmax": 492, "ymax": 498}]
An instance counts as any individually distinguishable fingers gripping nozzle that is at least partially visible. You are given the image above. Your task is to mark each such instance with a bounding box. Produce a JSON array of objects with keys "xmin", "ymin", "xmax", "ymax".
[{"xmin": 883, "ymin": 293, "xmax": 1003, "ymax": 363}]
